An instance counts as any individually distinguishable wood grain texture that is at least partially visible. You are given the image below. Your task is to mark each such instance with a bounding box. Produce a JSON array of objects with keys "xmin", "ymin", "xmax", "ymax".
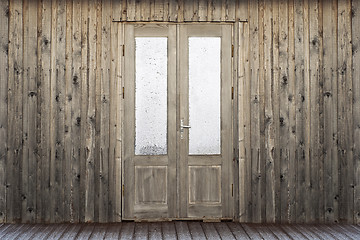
[
  {"xmin": 0, "ymin": 0, "xmax": 358, "ymax": 224},
  {"xmin": 0, "ymin": 0, "xmax": 8, "ymax": 223}
]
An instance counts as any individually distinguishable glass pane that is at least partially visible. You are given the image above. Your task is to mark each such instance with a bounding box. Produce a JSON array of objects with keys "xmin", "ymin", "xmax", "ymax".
[
  {"xmin": 189, "ymin": 37, "xmax": 221, "ymax": 155},
  {"xmin": 135, "ymin": 37, "xmax": 167, "ymax": 155}
]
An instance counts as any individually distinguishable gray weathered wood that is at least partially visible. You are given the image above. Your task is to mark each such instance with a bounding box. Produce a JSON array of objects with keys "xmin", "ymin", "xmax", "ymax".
[{"xmin": 0, "ymin": 0, "xmax": 8, "ymax": 223}]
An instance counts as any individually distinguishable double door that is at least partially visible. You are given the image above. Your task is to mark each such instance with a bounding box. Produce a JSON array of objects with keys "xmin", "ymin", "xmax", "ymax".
[{"xmin": 123, "ymin": 23, "xmax": 233, "ymax": 220}]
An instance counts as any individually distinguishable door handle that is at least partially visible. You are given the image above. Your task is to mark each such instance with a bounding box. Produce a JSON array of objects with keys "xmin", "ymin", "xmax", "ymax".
[{"xmin": 180, "ymin": 119, "xmax": 191, "ymax": 139}]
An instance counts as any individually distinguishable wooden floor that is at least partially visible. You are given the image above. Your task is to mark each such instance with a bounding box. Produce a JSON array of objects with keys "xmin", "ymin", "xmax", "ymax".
[{"xmin": 0, "ymin": 222, "xmax": 359, "ymax": 239}]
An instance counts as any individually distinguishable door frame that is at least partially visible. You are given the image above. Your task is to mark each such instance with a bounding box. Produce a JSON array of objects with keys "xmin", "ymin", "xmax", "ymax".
[{"xmin": 121, "ymin": 22, "xmax": 238, "ymax": 221}]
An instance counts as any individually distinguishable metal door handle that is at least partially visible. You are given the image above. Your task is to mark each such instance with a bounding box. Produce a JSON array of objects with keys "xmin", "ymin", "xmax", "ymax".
[
  {"xmin": 180, "ymin": 119, "xmax": 191, "ymax": 131},
  {"xmin": 180, "ymin": 119, "xmax": 191, "ymax": 139}
]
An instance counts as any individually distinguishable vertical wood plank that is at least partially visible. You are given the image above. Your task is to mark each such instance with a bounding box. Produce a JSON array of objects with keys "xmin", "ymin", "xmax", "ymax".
[
  {"xmin": 303, "ymin": 0, "xmax": 311, "ymax": 223},
  {"xmin": 168, "ymin": 0, "xmax": 177, "ymax": 21},
  {"xmin": 22, "ymin": 0, "xmax": 38, "ymax": 223},
  {"xmin": 226, "ymin": 0, "xmax": 235, "ymax": 21},
  {"xmin": 71, "ymin": 0, "xmax": 82, "ymax": 223},
  {"xmin": 84, "ymin": 0, "xmax": 97, "ymax": 222},
  {"xmin": 237, "ymin": 0, "xmax": 248, "ymax": 22},
  {"xmin": 263, "ymin": 0, "xmax": 275, "ymax": 223},
  {"xmin": 183, "ymin": 0, "xmax": 193, "ymax": 21},
  {"xmin": 154, "ymin": 0, "xmax": 164, "ymax": 21},
  {"xmin": 323, "ymin": 0, "xmax": 339, "ymax": 223},
  {"xmin": 272, "ymin": 0, "xmax": 281, "ymax": 223},
  {"xmin": 238, "ymin": 21, "xmax": 250, "ymax": 222},
  {"xmin": 0, "ymin": 0, "xmax": 8, "ymax": 223},
  {"xmin": 309, "ymin": 0, "xmax": 320, "ymax": 223},
  {"xmin": 177, "ymin": 0, "xmax": 184, "ymax": 21},
  {"xmin": 111, "ymin": 0, "xmax": 122, "ymax": 21},
  {"xmin": 7, "ymin": 0, "xmax": 24, "ymax": 223},
  {"xmin": 294, "ymin": 0, "xmax": 306, "ymax": 223},
  {"xmin": 127, "ymin": 0, "xmax": 136, "ymax": 21},
  {"xmin": 39, "ymin": 0, "xmax": 52, "ymax": 223},
  {"xmin": 353, "ymin": 0, "xmax": 360, "ymax": 225},
  {"xmin": 249, "ymin": 0, "xmax": 260, "ymax": 223},
  {"xmin": 198, "ymin": 0, "xmax": 206, "ymax": 21},
  {"xmin": 278, "ymin": 0, "xmax": 289, "ymax": 223},
  {"xmin": 338, "ymin": 0, "xmax": 353, "ymax": 223},
  {"xmin": 64, "ymin": 0, "xmax": 73, "ymax": 223},
  {"xmin": 287, "ymin": 0, "xmax": 297, "ymax": 223},
  {"xmin": 54, "ymin": 0, "xmax": 66, "ymax": 223},
  {"xmin": 94, "ymin": 0, "xmax": 102, "ymax": 222},
  {"xmin": 100, "ymin": 0, "xmax": 111, "ymax": 223},
  {"xmin": 139, "ymin": 0, "xmax": 150, "ymax": 21},
  {"xmin": 212, "ymin": 0, "xmax": 222, "ymax": 21}
]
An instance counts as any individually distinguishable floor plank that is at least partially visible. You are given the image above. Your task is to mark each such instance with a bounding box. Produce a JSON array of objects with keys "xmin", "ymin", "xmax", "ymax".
[
  {"xmin": 43, "ymin": 224, "xmax": 69, "ymax": 239},
  {"xmin": 241, "ymin": 224, "xmax": 265, "ymax": 240},
  {"xmin": 201, "ymin": 222, "xmax": 221, "ymax": 240},
  {"xmin": 175, "ymin": 221, "xmax": 191, "ymax": 240},
  {"xmin": 161, "ymin": 222, "xmax": 177, "ymax": 240},
  {"xmin": 292, "ymin": 224, "xmax": 321, "ymax": 240},
  {"xmin": 103, "ymin": 224, "xmax": 122, "ymax": 239},
  {"xmin": 134, "ymin": 222, "xmax": 148, "ymax": 240},
  {"xmin": 188, "ymin": 222, "xmax": 206, "ymax": 240},
  {"xmin": 279, "ymin": 224, "xmax": 310, "ymax": 240},
  {"xmin": 89, "ymin": 224, "xmax": 107, "ymax": 239},
  {"xmin": 119, "ymin": 222, "xmax": 135, "ymax": 240},
  {"xmin": 61, "ymin": 224, "xmax": 83, "ymax": 240},
  {"xmin": 214, "ymin": 222, "xmax": 236, "ymax": 239},
  {"xmin": 267, "ymin": 224, "xmax": 293, "ymax": 240},
  {"xmin": 0, "ymin": 222, "xmax": 359, "ymax": 240},
  {"xmin": 148, "ymin": 222, "xmax": 162, "ymax": 240},
  {"xmin": 227, "ymin": 222, "xmax": 251, "ymax": 240}
]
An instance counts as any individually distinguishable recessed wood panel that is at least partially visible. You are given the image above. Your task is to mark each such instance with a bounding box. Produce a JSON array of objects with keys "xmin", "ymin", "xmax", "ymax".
[
  {"xmin": 189, "ymin": 166, "xmax": 221, "ymax": 204},
  {"xmin": 135, "ymin": 166, "xmax": 167, "ymax": 204}
]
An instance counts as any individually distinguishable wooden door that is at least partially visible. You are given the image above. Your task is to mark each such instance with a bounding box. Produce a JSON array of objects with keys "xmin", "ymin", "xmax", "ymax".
[
  {"xmin": 178, "ymin": 24, "xmax": 233, "ymax": 219},
  {"xmin": 123, "ymin": 23, "xmax": 233, "ymax": 220}
]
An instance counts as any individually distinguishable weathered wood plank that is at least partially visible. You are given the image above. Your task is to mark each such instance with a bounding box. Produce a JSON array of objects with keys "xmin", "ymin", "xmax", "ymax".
[
  {"xmin": 175, "ymin": 221, "xmax": 191, "ymax": 240},
  {"xmin": 309, "ymin": 0, "xmax": 320, "ymax": 223},
  {"xmin": 249, "ymin": 0, "xmax": 260, "ymax": 223},
  {"xmin": 134, "ymin": 223, "xmax": 148, "ymax": 240},
  {"xmin": 60, "ymin": 224, "xmax": 83, "ymax": 239},
  {"xmin": 272, "ymin": 0, "xmax": 281, "ymax": 223},
  {"xmin": 263, "ymin": 0, "xmax": 275, "ymax": 223},
  {"xmin": 64, "ymin": 0, "xmax": 73, "ymax": 223},
  {"xmin": 7, "ymin": 0, "xmax": 24, "ymax": 223},
  {"xmin": 148, "ymin": 222, "xmax": 162, "ymax": 240},
  {"xmin": 237, "ymin": 0, "xmax": 248, "ymax": 22},
  {"xmin": 353, "ymin": 0, "xmax": 360, "ymax": 225},
  {"xmin": 227, "ymin": 222, "xmax": 250, "ymax": 239},
  {"xmin": 294, "ymin": 0, "xmax": 306, "ymax": 223},
  {"xmin": 99, "ymin": 0, "xmax": 111, "ymax": 223},
  {"xmin": 71, "ymin": 0, "xmax": 82, "ymax": 223},
  {"xmin": 287, "ymin": 0, "xmax": 297, "ymax": 224},
  {"xmin": 161, "ymin": 222, "xmax": 177, "ymax": 240},
  {"xmin": 323, "ymin": 0, "xmax": 339, "ymax": 223},
  {"xmin": 188, "ymin": 222, "xmax": 206, "ymax": 240},
  {"xmin": 168, "ymin": 0, "xmax": 177, "ymax": 21},
  {"xmin": 84, "ymin": 0, "xmax": 97, "ymax": 222},
  {"xmin": 214, "ymin": 222, "xmax": 236, "ymax": 240},
  {"xmin": 127, "ymin": 0, "xmax": 136, "ymax": 21},
  {"xmin": 183, "ymin": 0, "xmax": 193, "ymax": 21},
  {"xmin": 338, "ymin": 0, "xmax": 354, "ymax": 223},
  {"xmin": 303, "ymin": 0, "xmax": 311, "ymax": 223},
  {"xmin": 79, "ymin": 0, "xmax": 89, "ymax": 222},
  {"xmin": 198, "ymin": 0, "xmax": 207, "ymax": 21},
  {"xmin": 119, "ymin": 222, "xmax": 135, "ymax": 240},
  {"xmin": 39, "ymin": 0, "xmax": 52, "ymax": 223},
  {"xmin": 89, "ymin": 224, "xmax": 107, "ymax": 239},
  {"xmin": 0, "ymin": 0, "xmax": 9, "ymax": 223},
  {"xmin": 103, "ymin": 224, "xmax": 122, "ymax": 239},
  {"xmin": 278, "ymin": 0, "xmax": 289, "ymax": 223}
]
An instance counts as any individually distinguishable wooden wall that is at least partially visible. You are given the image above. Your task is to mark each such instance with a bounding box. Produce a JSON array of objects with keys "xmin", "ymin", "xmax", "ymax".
[{"xmin": 0, "ymin": 0, "xmax": 359, "ymax": 223}]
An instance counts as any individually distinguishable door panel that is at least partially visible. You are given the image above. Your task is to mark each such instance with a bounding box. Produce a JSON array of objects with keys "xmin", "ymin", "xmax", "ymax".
[
  {"xmin": 124, "ymin": 24, "xmax": 177, "ymax": 219},
  {"xmin": 123, "ymin": 23, "xmax": 232, "ymax": 220},
  {"xmin": 179, "ymin": 24, "xmax": 232, "ymax": 219}
]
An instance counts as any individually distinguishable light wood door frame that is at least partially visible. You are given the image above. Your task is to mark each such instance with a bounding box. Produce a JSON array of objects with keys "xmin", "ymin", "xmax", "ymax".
[{"xmin": 123, "ymin": 23, "xmax": 234, "ymax": 220}]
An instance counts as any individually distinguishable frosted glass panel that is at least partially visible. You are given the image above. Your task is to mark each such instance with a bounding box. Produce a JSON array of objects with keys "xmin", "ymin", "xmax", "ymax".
[
  {"xmin": 189, "ymin": 37, "xmax": 221, "ymax": 155},
  {"xmin": 135, "ymin": 37, "xmax": 167, "ymax": 155}
]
